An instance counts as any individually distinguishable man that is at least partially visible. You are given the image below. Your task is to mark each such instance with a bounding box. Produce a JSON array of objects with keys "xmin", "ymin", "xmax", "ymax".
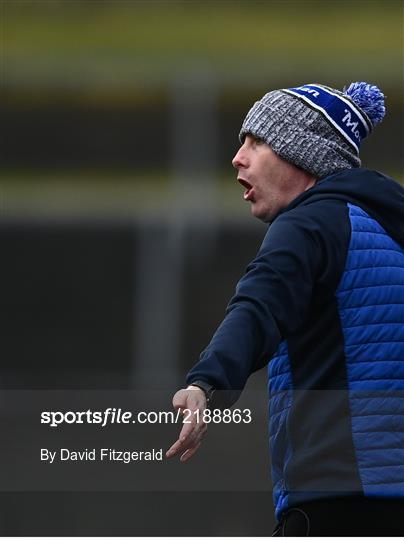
[{"xmin": 166, "ymin": 82, "xmax": 404, "ymax": 535}]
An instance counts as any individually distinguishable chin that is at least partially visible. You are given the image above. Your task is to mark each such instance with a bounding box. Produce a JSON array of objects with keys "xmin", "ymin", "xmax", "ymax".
[{"xmin": 251, "ymin": 205, "xmax": 271, "ymax": 223}]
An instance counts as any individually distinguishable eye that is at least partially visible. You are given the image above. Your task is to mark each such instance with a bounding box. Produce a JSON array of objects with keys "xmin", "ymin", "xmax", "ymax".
[{"xmin": 253, "ymin": 136, "xmax": 264, "ymax": 146}]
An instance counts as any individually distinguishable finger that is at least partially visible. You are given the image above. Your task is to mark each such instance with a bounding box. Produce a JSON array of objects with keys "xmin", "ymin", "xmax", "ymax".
[
  {"xmin": 165, "ymin": 422, "xmax": 198, "ymax": 457},
  {"xmin": 166, "ymin": 436, "xmax": 196, "ymax": 458},
  {"xmin": 180, "ymin": 442, "xmax": 202, "ymax": 463},
  {"xmin": 166, "ymin": 414, "xmax": 206, "ymax": 458},
  {"xmin": 166, "ymin": 436, "xmax": 188, "ymax": 458}
]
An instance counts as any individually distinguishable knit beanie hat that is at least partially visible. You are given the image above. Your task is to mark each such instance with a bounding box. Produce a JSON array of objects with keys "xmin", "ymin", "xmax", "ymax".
[{"xmin": 239, "ymin": 82, "xmax": 386, "ymax": 178}]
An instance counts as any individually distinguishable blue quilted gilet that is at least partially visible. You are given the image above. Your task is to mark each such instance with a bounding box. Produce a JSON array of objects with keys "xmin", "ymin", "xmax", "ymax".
[
  {"xmin": 268, "ymin": 203, "xmax": 404, "ymax": 520},
  {"xmin": 336, "ymin": 204, "xmax": 404, "ymax": 495},
  {"xmin": 268, "ymin": 340, "xmax": 293, "ymax": 517}
]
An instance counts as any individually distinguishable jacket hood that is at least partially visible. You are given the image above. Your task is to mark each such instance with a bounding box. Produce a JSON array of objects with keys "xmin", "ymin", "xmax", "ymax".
[{"xmin": 283, "ymin": 168, "xmax": 404, "ymax": 246}]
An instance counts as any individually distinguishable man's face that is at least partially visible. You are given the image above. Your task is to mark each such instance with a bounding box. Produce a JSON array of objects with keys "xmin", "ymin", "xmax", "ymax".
[{"xmin": 232, "ymin": 134, "xmax": 315, "ymax": 222}]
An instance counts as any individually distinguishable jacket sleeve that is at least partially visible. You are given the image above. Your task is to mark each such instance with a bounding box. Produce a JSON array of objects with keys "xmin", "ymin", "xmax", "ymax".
[{"xmin": 186, "ymin": 203, "xmax": 349, "ymax": 399}]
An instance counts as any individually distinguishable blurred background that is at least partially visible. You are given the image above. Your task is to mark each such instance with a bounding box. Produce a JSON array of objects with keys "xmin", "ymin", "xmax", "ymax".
[{"xmin": 1, "ymin": 0, "xmax": 403, "ymax": 535}]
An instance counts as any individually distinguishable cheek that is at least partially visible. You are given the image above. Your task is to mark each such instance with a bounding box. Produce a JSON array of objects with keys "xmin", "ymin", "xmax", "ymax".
[{"xmin": 260, "ymin": 182, "xmax": 277, "ymax": 204}]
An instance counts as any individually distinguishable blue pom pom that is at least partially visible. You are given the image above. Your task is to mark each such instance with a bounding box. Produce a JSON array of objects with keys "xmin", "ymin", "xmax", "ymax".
[{"xmin": 344, "ymin": 82, "xmax": 386, "ymax": 126}]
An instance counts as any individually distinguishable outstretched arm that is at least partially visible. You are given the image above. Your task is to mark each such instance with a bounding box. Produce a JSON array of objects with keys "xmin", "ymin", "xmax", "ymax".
[{"xmin": 166, "ymin": 204, "xmax": 338, "ymax": 462}]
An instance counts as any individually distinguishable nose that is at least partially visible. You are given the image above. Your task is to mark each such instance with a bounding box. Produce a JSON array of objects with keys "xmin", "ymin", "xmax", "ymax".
[{"xmin": 232, "ymin": 144, "xmax": 249, "ymax": 170}]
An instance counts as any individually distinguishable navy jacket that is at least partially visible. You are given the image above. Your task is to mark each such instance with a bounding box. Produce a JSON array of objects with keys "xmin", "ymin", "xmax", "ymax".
[{"xmin": 187, "ymin": 168, "xmax": 404, "ymax": 519}]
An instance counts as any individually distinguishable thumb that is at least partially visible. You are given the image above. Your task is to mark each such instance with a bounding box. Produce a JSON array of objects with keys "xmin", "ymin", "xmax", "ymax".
[{"xmin": 172, "ymin": 389, "xmax": 190, "ymax": 410}]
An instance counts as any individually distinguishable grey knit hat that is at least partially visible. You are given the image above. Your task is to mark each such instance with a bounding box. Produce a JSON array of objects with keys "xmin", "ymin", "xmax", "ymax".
[{"xmin": 239, "ymin": 82, "xmax": 386, "ymax": 178}]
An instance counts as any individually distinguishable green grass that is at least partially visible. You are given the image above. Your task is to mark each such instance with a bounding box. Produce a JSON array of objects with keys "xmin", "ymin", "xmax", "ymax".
[
  {"xmin": 1, "ymin": 168, "xmax": 402, "ymax": 219},
  {"xmin": 0, "ymin": 170, "xmax": 239, "ymax": 217},
  {"xmin": 3, "ymin": 1, "xmax": 403, "ymax": 86}
]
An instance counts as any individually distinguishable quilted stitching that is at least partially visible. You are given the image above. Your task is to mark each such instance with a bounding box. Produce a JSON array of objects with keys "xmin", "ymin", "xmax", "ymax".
[
  {"xmin": 336, "ymin": 204, "xmax": 404, "ymax": 494},
  {"xmin": 268, "ymin": 340, "xmax": 293, "ymax": 519}
]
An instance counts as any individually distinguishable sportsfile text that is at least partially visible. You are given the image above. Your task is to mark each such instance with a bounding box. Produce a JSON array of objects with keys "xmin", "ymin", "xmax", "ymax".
[{"xmin": 40, "ymin": 408, "xmax": 253, "ymax": 427}]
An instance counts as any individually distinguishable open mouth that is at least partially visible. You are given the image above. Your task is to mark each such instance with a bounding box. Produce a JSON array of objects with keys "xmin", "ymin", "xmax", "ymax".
[{"xmin": 238, "ymin": 178, "xmax": 254, "ymax": 201}]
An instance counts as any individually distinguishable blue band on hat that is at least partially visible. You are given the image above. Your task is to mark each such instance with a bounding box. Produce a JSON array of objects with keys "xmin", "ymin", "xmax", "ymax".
[{"xmin": 283, "ymin": 84, "xmax": 371, "ymax": 153}]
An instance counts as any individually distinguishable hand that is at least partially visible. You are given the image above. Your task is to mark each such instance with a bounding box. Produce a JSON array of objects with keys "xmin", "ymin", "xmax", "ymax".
[{"xmin": 165, "ymin": 385, "xmax": 208, "ymax": 462}]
